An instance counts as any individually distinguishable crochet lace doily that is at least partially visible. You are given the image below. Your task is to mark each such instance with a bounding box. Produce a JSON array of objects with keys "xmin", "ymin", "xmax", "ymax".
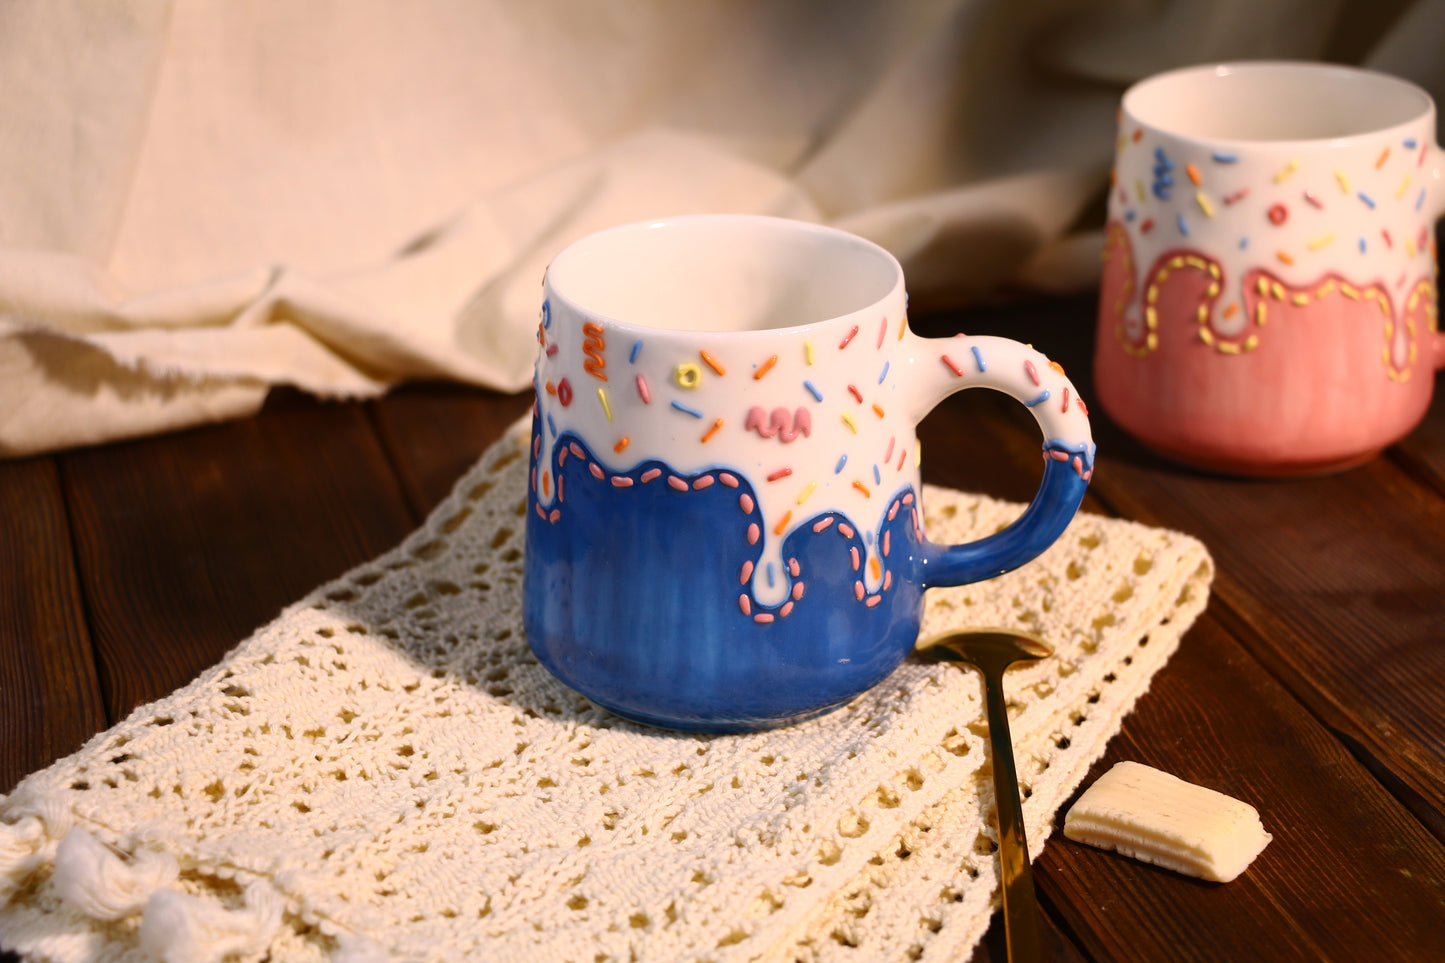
[{"xmin": 0, "ymin": 421, "xmax": 1212, "ymax": 963}]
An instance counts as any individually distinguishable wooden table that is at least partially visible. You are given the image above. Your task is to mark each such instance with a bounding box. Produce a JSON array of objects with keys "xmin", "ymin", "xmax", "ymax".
[{"xmin": 4, "ymin": 293, "xmax": 1443, "ymax": 961}]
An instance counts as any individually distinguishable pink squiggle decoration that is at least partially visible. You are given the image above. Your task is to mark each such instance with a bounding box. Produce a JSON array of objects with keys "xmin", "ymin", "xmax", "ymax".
[{"xmin": 744, "ymin": 406, "xmax": 812, "ymax": 442}]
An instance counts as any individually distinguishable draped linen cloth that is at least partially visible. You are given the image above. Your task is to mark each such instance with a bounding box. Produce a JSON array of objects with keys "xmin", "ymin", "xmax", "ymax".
[{"xmin": 2, "ymin": 0, "xmax": 1440, "ymax": 455}]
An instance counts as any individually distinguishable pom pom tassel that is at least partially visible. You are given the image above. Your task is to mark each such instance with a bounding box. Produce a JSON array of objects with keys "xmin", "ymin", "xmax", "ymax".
[
  {"xmin": 52, "ymin": 828, "xmax": 179, "ymax": 920},
  {"xmin": 139, "ymin": 879, "xmax": 283, "ymax": 963}
]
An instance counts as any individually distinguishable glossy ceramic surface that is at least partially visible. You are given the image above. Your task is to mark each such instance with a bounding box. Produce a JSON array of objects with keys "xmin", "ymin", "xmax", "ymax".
[
  {"xmin": 525, "ymin": 215, "xmax": 1093, "ymax": 730},
  {"xmin": 1095, "ymin": 62, "xmax": 1445, "ymax": 475}
]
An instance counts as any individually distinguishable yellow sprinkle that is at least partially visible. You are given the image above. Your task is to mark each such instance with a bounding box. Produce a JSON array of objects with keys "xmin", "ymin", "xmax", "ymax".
[
  {"xmin": 1145, "ymin": 331, "xmax": 1159, "ymax": 351},
  {"xmin": 1397, "ymin": 174, "xmax": 1412, "ymax": 200},
  {"xmin": 1195, "ymin": 191, "xmax": 1215, "ymax": 217},
  {"xmin": 1318, "ymin": 280, "xmax": 1337, "ymax": 297},
  {"xmin": 1271, "ymin": 282, "xmax": 1286, "ymax": 301},
  {"xmin": 1335, "ymin": 170, "xmax": 1351, "ymax": 194},
  {"xmin": 1244, "ymin": 334, "xmax": 1259, "ymax": 351},
  {"xmin": 1407, "ymin": 239, "xmax": 1417, "ymax": 258},
  {"xmin": 773, "ymin": 511, "xmax": 793, "ymax": 536},
  {"xmin": 916, "ymin": 440, "xmax": 922, "ymax": 466},
  {"xmin": 1255, "ymin": 302, "xmax": 1268, "ymax": 326},
  {"xmin": 1256, "ymin": 276, "xmax": 1270, "ymax": 296},
  {"xmin": 1135, "ymin": 179, "xmax": 1146, "ymax": 202},
  {"xmin": 1274, "ymin": 160, "xmax": 1299, "ymax": 184},
  {"xmin": 1199, "ymin": 327, "xmax": 1216, "ymax": 345},
  {"xmin": 1291, "ymin": 293, "xmax": 1309, "ymax": 306},
  {"xmin": 597, "ymin": 387, "xmax": 613, "ymax": 422},
  {"xmin": 1341, "ymin": 283, "xmax": 1360, "ymax": 299},
  {"xmin": 804, "ymin": 341, "xmax": 814, "ymax": 365},
  {"xmin": 1218, "ymin": 340, "xmax": 1242, "ymax": 355},
  {"xmin": 1307, "ymin": 233, "xmax": 1336, "ymax": 251},
  {"xmin": 796, "ymin": 481, "xmax": 817, "ymax": 506},
  {"xmin": 841, "ymin": 412, "xmax": 858, "ymax": 434}
]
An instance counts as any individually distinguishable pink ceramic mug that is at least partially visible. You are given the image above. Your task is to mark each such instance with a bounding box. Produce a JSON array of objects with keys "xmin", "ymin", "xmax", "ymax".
[{"xmin": 1095, "ymin": 62, "xmax": 1445, "ymax": 475}]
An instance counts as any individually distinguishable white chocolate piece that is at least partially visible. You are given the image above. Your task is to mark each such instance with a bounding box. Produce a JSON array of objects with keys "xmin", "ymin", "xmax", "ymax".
[{"xmin": 1063, "ymin": 761, "xmax": 1271, "ymax": 883}]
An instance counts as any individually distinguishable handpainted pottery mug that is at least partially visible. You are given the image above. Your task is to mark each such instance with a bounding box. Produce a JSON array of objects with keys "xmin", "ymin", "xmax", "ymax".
[
  {"xmin": 1096, "ymin": 62, "xmax": 1445, "ymax": 476},
  {"xmin": 525, "ymin": 215, "xmax": 1094, "ymax": 731}
]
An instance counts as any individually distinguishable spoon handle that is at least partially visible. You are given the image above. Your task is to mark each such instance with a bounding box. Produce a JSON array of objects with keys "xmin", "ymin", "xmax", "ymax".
[{"xmin": 982, "ymin": 668, "xmax": 1044, "ymax": 963}]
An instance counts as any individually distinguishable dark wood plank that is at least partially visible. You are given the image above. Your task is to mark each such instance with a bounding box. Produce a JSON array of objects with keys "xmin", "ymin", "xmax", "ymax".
[
  {"xmin": 367, "ymin": 384, "xmax": 533, "ymax": 519},
  {"xmin": 1040, "ymin": 616, "xmax": 1445, "ymax": 962},
  {"xmin": 60, "ymin": 391, "xmax": 417, "ymax": 723},
  {"xmin": 0, "ymin": 457, "xmax": 105, "ymax": 794},
  {"xmin": 917, "ymin": 298, "xmax": 1445, "ymax": 835},
  {"xmin": 1392, "ymin": 372, "xmax": 1445, "ymax": 497}
]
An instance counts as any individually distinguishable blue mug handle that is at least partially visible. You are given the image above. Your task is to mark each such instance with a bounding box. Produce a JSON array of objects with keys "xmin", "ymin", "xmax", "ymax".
[{"xmin": 905, "ymin": 334, "xmax": 1095, "ymax": 589}]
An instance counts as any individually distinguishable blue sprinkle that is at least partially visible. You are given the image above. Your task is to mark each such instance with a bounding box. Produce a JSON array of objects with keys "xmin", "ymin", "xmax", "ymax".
[
  {"xmin": 1176, "ymin": 213, "xmax": 1189, "ymax": 236},
  {"xmin": 670, "ymin": 400, "xmax": 704, "ymax": 418},
  {"xmin": 834, "ymin": 454, "xmax": 848, "ymax": 474},
  {"xmin": 1417, "ymin": 187, "xmax": 1427, "ymax": 212},
  {"xmin": 547, "ymin": 413, "xmax": 557, "ymax": 437},
  {"xmin": 878, "ymin": 361, "xmax": 890, "ymax": 384},
  {"xmin": 1358, "ymin": 191, "xmax": 1376, "ymax": 209},
  {"xmin": 1123, "ymin": 209, "xmax": 1136, "ymax": 222},
  {"xmin": 1154, "ymin": 171, "xmax": 1174, "ymax": 186},
  {"xmin": 1153, "ymin": 147, "xmax": 1173, "ymax": 169},
  {"xmin": 767, "ymin": 563, "xmax": 776, "ymax": 589},
  {"xmin": 1024, "ymin": 390, "xmax": 1052, "ymax": 408},
  {"xmin": 873, "ymin": 464, "xmax": 882, "ymax": 485},
  {"xmin": 1212, "ymin": 151, "xmax": 1239, "ymax": 164},
  {"xmin": 1152, "ymin": 183, "xmax": 1172, "ymax": 201},
  {"xmin": 541, "ymin": 301, "xmax": 551, "ymax": 328},
  {"xmin": 803, "ymin": 380, "xmax": 823, "ymax": 402},
  {"xmin": 1405, "ymin": 138, "xmax": 1418, "ymax": 149},
  {"xmin": 1238, "ymin": 236, "xmax": 1249, "ymax": 250},
  {"xmin": 629, "ymin": 340, "xmax": 642, "ymax": 364},
  {"xmin": 971, "ymin": 345, "xmax": 986, "ymax": 372},
  {"xmin": 1359, "ymin": 236, "xmax": 1367, "ymax": 253},
  {"xmin": 865, "ymin": 529, "xmax": 874, "ymax": 546}
]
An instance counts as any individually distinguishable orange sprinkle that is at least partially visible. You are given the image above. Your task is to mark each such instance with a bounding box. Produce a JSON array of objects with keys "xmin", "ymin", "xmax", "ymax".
[
  {"xmin": 1223, "ymin": 303, "xmax": 1239, "ymax": 319},
  {"xmin": 1131, "ymin": 128, "xmax": 1143, "ymax": 142},
  {"xmin": 545, "ymin": 381, "xmax": 557, "ymax": 395},
  {"xmin": 870, "ymin": 556, "xmax": 881, "ymax": 580},
  {"xmin": 1185, "ymin": 162, "xmax": 1202, "ymax": 186},
  {"xmin": 773, "ymin": 511, "xmax": 793, "ymax": 536},
  {"xmin": 871, "ymin": 403, "xmax": 885, "ymax": 418},
  {"xmin": 1049, "ymin": 360, "xmax": 1066, "ymax": 375},
  {"xmin": 542, "ymin": 471, "xmax": 550, "ymax": 497},
  {"xmin": 700, "ymin": 350, "xmax": 726, "ymax": 376},
  {"xmin": 701, "ymin": 418, "xmax": 723, "ymax": 443},
  {"xmin": 1376, "ymin": 146, "xmax": 1391, "ymax": 169},
  {"xmin": 614, "ymin": 437, "xmax": 630, "ymax": 454},
  {"xmin": 1276, "ymin": 250, "xmax": 1295, "ymax": 266},
  {"xmin": 852, "ymin": 480, "xmax": 871, "ymax": 498},
  {"xmin": 753, "ymin": 355, "xmax": 778, "ymax": 380}
]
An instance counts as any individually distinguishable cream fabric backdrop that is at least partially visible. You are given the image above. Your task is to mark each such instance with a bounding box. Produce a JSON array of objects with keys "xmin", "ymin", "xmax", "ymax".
[{"xmin": 3, "ymin": 0, "xmax": 1442, "ymax": 455}]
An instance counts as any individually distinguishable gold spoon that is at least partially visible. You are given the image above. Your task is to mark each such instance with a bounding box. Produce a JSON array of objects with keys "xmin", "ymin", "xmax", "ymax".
[{"xmin": 916, "ymin": 628, "xmax": 1053, "ymax": 963}]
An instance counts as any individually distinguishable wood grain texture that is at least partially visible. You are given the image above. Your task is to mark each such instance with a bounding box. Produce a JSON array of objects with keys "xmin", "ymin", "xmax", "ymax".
[
  {"xmin": 58, "ymin": 392, "xmax": 417, "ymax": 724},
  {"xmin": 0, "ymin": 458, "xmax": 105, "ymax": 794},
  {"xmin": 1039, "ymin": 617, "xmax": 1445, "ymax": 962}
]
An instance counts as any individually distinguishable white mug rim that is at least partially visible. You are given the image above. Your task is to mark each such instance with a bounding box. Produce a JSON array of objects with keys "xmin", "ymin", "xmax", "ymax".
[
  {"xmin": 1122, "ymin": 60, "xmax": 1435, "ymax": 152},
  {"xmin": 544, "ymin": 214, "xmax": 905, "ymax": 338}
]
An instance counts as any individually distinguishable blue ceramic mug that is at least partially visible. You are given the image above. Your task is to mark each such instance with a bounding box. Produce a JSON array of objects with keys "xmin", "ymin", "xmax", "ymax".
[{"xmin": 524, "ymin": 215, "xmax": 1094, "ymax": 731}]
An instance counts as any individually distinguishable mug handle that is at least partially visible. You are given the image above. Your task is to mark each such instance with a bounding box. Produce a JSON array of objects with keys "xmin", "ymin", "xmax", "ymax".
[
  {"xmin": 906, "ymin": 334, "xmax": 1095, "ymax": 588},
  {"xmin": 1430, "ymin": 145, "xmax": 1445, "ymax": 371}
]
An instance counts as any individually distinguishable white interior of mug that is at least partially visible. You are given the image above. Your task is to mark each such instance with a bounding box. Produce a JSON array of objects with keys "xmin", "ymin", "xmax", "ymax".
[
  {"xmin": 546, "ymin": 215, "xmax": 901, "ymax": 332},
  {"xmin": 1125, "ymin": 62, "xmax": 1432, "ymax": 142}
]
